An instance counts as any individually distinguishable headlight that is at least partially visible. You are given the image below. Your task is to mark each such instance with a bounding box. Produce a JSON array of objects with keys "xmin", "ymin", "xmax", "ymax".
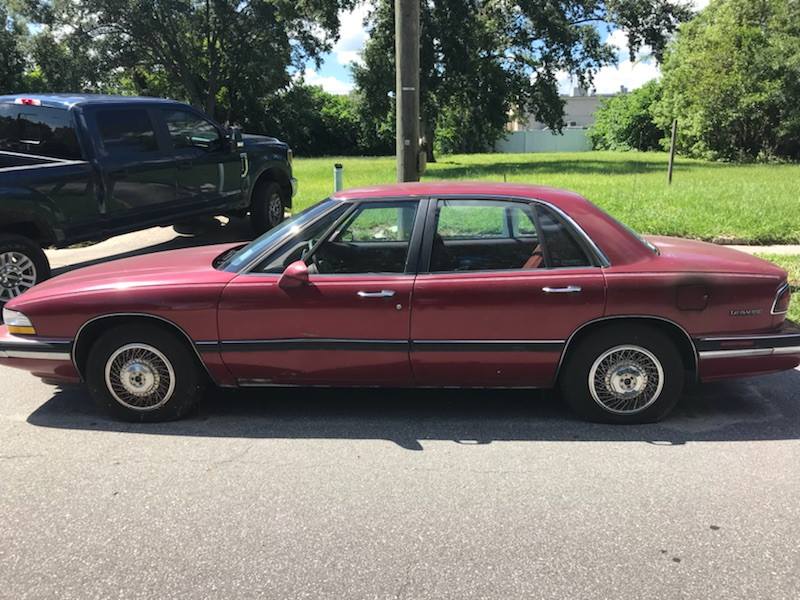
[{"xmin": 2, "ymin": 308, "xmax": 36, "ymax": 335}]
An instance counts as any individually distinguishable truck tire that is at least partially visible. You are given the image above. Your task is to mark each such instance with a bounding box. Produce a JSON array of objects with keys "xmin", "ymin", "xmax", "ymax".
[
  {"xmin": 0, "ymin": 234, "xmax": 51, "ymax": 309},
  {"xmin": 250, "ymin": 180, "xmax": 286, "ymax": 235}
]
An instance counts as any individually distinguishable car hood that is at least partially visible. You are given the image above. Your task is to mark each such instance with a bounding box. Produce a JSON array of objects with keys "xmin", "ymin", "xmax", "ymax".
[
  {"xmin": 15, "ymin": 243, "xmax": 241, "ymax": 304},
  {"xmin": 242, "ymin": 133, "xmax": 287, "ymax": 149},
  {"xmin": 645, "ymin": 236, "xmax": 786, "ymax": 278}
]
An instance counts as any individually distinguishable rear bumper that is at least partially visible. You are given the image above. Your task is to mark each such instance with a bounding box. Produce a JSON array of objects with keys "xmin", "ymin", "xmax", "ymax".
[
  {"xmin": 0, "ymin": 326, "xmax": 79, "ymax": 383},
  {"xmin": 696, "ymin": 320, "xmax": 800, "ymax": 381}
]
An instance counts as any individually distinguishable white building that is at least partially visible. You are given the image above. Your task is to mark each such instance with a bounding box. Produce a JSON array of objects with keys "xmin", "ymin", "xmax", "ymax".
[{"xmin": 497, "ymin": 86, "xmax": 625, "ymax": 153}]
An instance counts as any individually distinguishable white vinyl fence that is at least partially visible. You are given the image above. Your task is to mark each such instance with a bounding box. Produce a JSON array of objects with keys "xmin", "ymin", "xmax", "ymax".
[{"xmin": 494, "ymin": 129, "xmax": 592, "ymax": 153}]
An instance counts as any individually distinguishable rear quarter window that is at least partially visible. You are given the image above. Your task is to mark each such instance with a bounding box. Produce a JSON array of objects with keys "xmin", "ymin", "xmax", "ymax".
[{"xmin": 0, "ymin": 104, "xmax": 82, "ymax": 160}]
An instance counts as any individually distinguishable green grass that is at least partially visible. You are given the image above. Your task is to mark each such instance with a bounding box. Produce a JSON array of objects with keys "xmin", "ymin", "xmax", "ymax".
[
  {"xmin": 292, "ymin": 151, "xmax": 800, "ymax": 244},
  {"xmin": 755, "ymin": 253, "xmax": 800, "ymax": 322}
]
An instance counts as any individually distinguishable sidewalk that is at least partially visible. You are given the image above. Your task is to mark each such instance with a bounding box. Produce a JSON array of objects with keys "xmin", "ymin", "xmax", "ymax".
[{"xmin": 729, "ymin": 245, "xmax": 800, "ymax": 256}]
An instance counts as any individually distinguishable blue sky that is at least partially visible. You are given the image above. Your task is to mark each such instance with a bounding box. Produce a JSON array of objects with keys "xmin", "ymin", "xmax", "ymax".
[{"xmin": 303, "ymin": 0, "xmax": 709, "ymax": 96}]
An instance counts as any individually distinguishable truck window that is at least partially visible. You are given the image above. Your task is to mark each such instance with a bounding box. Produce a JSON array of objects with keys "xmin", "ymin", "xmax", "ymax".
[
  {"xmin": 163, "ymin": 109, "xmax": 221, "ymax": 150},
  {"xmin": 0, "ymin": 104, "xmax": 82, "ymax": 160},
  {"xmin": 96, "ymin": 109, "xmax": 159, "ymax": 156}
]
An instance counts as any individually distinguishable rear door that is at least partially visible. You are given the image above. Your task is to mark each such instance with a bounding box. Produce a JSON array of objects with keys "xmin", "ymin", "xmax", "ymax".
[
  {"xmin": 91, "ymin": 106, "xmax": 177, "ymax": 228},
  {"xmin": 161, "ymin": 107, "xmax": 242, "ymax": 210},
  {"xmin": 409, "ymin": 198, "xmax": 607, "ymax": 387}
]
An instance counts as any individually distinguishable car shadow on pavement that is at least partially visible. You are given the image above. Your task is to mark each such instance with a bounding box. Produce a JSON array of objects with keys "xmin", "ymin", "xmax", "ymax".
[{"xmin": 26, "ymin": 370, "xmax": 800, "ymax": 450}]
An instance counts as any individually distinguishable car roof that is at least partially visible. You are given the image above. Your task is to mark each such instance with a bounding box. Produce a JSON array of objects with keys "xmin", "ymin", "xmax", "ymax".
[
  {"xmin": 332, "ymin": 181, "xmax": 591, "ymax": 210},
  {"xmin": 0, "ymin": 93, "xmax": 182, "ymax": 109}
]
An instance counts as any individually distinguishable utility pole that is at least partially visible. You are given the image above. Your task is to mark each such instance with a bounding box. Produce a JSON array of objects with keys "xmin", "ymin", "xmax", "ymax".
[
  {"xmin": 395, "ymin": 0, "xmax": 420, "ymax": 183},
  {"xmin": 667, "ymin": 119, "xmax": 678, "ymax": 185}
]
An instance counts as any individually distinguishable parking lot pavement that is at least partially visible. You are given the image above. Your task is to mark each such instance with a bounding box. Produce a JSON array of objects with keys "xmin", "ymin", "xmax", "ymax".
[{"xmin": 1, "ymin": 365, "xmax": 799, "ymax": 599}]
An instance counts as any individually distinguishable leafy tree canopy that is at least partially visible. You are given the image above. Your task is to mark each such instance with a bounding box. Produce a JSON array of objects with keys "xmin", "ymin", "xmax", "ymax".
[
  {"xmin": 589, "ymin": 79, "xmax": 664, "ymax": 151},
  {"xmin": 655, "ymin": 0, "xmax": 800, "ymax": 161},
  {"xmin": 354, "ymin": 0, "xmax": 693, "ymax": 158},
  {"xmin": 12, "ymin": 0, "xmax": 357, "ymax": 122}
]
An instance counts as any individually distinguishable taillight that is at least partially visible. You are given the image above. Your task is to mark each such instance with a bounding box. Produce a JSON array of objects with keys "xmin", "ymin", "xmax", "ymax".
[
  {"xmin": 771, "ymin": 282, "xmax": 791, "ymax": 315},
  {"xmin": 14, "ymin": 97, "xmax": 41, "ymax": 106}
]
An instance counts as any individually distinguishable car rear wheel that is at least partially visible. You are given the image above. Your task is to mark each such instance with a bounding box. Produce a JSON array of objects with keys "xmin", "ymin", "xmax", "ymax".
[
  {"xmin": 86, "ymin": 324, "xmax": 205, "ymax": 422},
  {"xmin": 250, "ymin": 180, "xmax": 286, "ymax": 235},
  {"xmin": 559, "ymin": 325, "xmax": 684, "ymax": 424},
  {"xmin": 0, "ymin": 234, "xmax": 50, "ymax": 310}
]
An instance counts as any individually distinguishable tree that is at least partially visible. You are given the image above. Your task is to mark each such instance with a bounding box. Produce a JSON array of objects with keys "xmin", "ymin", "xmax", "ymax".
[
  {"xmin": 354, "ymin": 0, "xmax": 692, "ymax": 159},
  {"xmin": 655, "ymin": 0, "xmax": 800, "ymax": 161},
  {"xmin": 256, "ymin": 84, "xmax": 362, "ymax": 156},
  {"xmin": 0, "ymin": 3, "xmax": 26, "ymax": 93},
  {"xmin": 589, "ymin": 80, "xmax": 664, "ymax": 151},
  {"xmin": 20, "ymin": 0, "xmax": 356, "ymax": 122}
]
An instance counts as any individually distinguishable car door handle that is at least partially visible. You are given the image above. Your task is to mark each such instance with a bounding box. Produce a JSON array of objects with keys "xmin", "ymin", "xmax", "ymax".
[
  {"xmin": 357, "ymin": 290, "xmax": 396, "ymax": 298},
  {"xmin": 542, "ymin": 286, "xmax": 582, "ymax": 294}
]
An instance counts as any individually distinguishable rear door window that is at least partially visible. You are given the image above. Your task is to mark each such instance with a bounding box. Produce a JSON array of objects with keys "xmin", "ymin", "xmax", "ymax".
[
  {"xmin": 96, "ymin": 109, "xmax": 160, "ymax": 156},
  {"xmin": 0, "ymin": 104, "xmax": 82, "ymax": 159}
]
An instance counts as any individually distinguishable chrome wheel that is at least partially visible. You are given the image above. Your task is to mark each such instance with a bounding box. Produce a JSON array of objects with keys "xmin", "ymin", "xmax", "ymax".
[
  {"xmin": 267, "ymin": 191, "xmax": 283, "ymax": 226},
  {"xmin": 104, "ymin": 344, "xmax": 176, "ymax": 411},
  {"xmin": 0, "ymin": 251, "xmax": 37, "ymax": 301},
  {"xmin": 588, "ymin": 345, "xmax": 664, "ymax": 415}
]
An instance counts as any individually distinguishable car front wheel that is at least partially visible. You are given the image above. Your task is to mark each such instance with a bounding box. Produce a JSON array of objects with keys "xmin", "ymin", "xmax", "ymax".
[
  {"xmin": 559, "ymin": 325, "xmax": 684, "ymax": 424},
  {"xmin": 86, "ymin": 324, "xmax": 205, "ymax": 422}
]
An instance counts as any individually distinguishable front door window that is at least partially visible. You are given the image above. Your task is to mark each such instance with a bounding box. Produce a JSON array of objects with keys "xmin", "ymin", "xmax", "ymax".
[{"xmin": 310, "ymin": 202, "xmax": 420, "ymax": 274}]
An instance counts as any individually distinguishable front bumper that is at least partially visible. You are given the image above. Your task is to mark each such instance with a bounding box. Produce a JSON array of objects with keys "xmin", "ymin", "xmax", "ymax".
[
  {"xmin": 695, "ymin": 320, "xmax": 800, "ymax": 381},
  {"xmin": 0, "ymin": 326, "xmax": 79, "ymax": 383}
]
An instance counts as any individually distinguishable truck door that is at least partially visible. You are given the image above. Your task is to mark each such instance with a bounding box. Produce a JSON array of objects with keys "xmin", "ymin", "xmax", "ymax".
[
  {"xmin": 91, "ymin": 107, "xmax": 178, "ymax": 229},
  {"xmin": 160, "ymin": 107, "xmax": 242, "ymax": 211}
]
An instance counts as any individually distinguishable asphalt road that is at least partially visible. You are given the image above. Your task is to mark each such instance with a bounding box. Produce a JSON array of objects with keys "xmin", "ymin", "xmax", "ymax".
[{"xmin": 0, "ymin": 224, "xmax": 798, "ymax": 599}]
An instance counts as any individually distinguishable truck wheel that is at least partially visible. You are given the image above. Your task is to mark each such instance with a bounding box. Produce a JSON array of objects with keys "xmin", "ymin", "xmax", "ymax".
[
  {"xmin": 0, "ymin": 234, "xmax": 51, "ymax": 309},
  {"xmin": 250, "ymin": 180, "xmax": 286, "ymax": 235},
  {"xmin": 86, "ymin": 323, "xmax": 205, "ymax": 422},
  {"xmin": 559, "ymin": 324, "xmax": 684, "ymax": 424}
]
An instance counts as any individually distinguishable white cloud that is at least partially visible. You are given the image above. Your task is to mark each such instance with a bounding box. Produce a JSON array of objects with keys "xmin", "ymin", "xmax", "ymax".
[
  {"xmin": 301, "ymin": 67, "xmax": 355, "ymax": 95},
  {"xmin": 592, "ymin": 59, "xmax": 660, "ymax": 94},
  {"xmin": 554, "ymin": 27, "xmax": 661, "ymax": 95},
  {"xmin": 331, "ymin": 2, "xmax": 372, "ymax": 66}
]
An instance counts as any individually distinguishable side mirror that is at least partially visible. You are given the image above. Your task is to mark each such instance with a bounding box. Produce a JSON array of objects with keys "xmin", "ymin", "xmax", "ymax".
[
  {"xmin": 278, "ymin": 260, "xmax": 309, "ymax": 288},
  {"xmin": 228, "ymin": 127, "xmax": 243, "ymax": 153}
]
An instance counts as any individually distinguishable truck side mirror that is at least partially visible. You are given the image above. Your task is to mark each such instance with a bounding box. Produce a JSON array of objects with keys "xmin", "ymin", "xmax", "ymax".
[{"xmin": 228, "ymin": 127, "xmax": 243, "ymax": 153}]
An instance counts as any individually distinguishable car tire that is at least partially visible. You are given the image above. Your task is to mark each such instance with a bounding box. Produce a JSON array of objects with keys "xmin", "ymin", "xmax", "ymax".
[
  {"xmin": 86, "ymin": 323, "xmax": 205, "ymax": 422},
  {"xmin": 250, "ymin": 180, "xmax": 286, "ymax": 235},
  {"xmin": 0, "ymin": 234, "xmax": 51, "ymax": 311},
  {"xmin": 559, "ymin": 324, "xmax": 684, "ymax": 424}
]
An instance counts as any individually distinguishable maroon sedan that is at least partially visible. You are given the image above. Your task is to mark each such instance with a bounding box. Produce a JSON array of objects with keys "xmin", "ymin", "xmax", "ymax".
[{"xmin": 0, "ymin": 182, "xmax": 797, "ymax": 423}]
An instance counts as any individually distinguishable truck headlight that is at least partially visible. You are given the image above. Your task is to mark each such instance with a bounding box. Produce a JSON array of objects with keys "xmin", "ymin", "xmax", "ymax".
[{"xmin": 2, "ymin": 308, "xmax": 36, "ymax": 335}]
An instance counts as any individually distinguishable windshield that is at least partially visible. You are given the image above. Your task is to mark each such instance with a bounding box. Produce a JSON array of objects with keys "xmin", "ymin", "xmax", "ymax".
[{"xmin": 219, "ymin": 199, "xmax": 342, "ymax": 272}]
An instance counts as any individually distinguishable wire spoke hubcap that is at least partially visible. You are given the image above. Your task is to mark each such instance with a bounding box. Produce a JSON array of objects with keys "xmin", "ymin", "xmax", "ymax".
[
  {"xmin": 105, "ymin": 344, "xmax": 175, "ymax": 411},
  {"xmin": 589, "ymin": 345, "xmax": 664, "ymax": 415},
  {"xmin": 0, "ymin": 251, "xmax": 37, "ymax": 301}
]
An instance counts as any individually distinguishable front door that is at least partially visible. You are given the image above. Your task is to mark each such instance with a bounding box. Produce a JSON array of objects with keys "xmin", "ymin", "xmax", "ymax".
[
  {"xmin": 410, "ymin": 198, "xmax": 607, "ymax": 387},
  {"xmin": 161, "ymin": 107, "xmax": 242, "ymax": 210},
  {"xmin": 217, "ymin": 199, "xmax": 425, "ymax": 386}
]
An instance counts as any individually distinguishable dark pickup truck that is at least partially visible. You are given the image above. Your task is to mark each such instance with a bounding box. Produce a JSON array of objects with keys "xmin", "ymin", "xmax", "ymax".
[{"xmin": 0, "ymin": 94, "xmax": 296, "ymax": 306}]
